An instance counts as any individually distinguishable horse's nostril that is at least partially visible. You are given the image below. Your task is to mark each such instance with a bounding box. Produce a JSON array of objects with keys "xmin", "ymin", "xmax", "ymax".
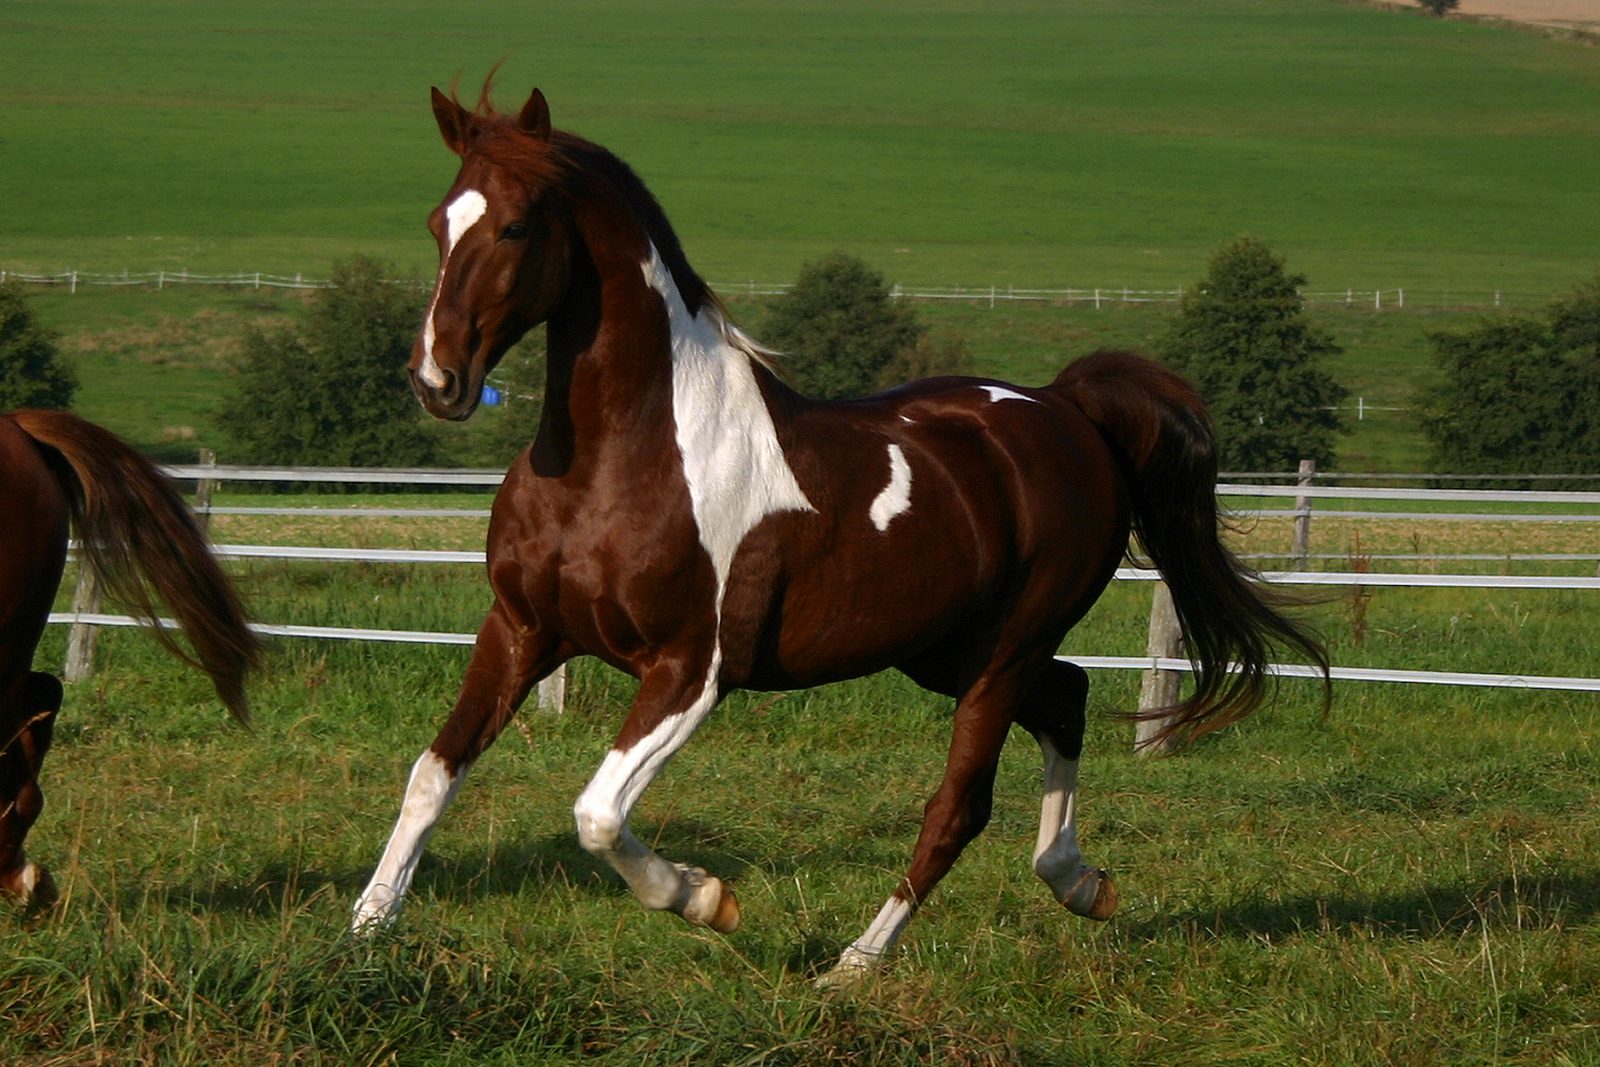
[{"xmin": 439, "ymin": 368, "xmax": 461, "ymax": 402}]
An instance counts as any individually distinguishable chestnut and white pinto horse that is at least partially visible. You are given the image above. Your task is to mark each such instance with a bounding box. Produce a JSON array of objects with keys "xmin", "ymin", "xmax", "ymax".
[{"xmin": 353, "ymin": 86, "xmax": 1326, "ymax": 980}]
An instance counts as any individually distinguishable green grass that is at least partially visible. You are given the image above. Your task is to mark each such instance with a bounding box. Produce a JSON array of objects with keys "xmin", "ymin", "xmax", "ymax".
[
  {"xmin": 3, "ymin": 0, "xmax": 1599, "ymax": 291},
  {"xmin": 8, "ymin": 542, "xmax": 1600, "ymax": 1063},
  {"xmin": 8, "ymin": 496, "xmax": 1600, "ymax": 1062}
]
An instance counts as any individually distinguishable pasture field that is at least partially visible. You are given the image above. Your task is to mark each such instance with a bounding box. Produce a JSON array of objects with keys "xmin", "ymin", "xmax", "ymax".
[
  {"xmin": 3, "ymin": 503, "xmax": 1600, "ymax": 1065},
  {"xmin": 21, "ymin": 282, "xmax": 1554, "ymax": 472},
  {"xmin": 3, "ymin": 0, "xmax": 1599, "ymax": 294}
]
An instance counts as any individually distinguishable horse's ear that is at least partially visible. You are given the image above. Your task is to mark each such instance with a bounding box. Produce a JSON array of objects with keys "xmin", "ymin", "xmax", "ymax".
[
  {"xmin": 518, "ymin": 89, "xmax": 552, "ymax": 141},
  {"xmin": 431, "ymin": 86, "xmax": 474, "ymax": 157}
]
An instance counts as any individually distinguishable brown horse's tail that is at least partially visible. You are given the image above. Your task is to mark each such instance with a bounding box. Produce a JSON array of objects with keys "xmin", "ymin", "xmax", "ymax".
[
  {"xmin": 1054, "ymin": 351, "xmax": 1329, "ymax": 746},
  {"xmin": 12, "ymin": 410, "xmax": 261, "ymax": 723}
]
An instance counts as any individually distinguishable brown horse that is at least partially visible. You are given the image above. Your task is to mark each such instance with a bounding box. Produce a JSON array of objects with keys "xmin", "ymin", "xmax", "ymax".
[
  {"xmin": 0, "ymin": 410, "xmax": 260, "ymax": 907},
  {"xmin": 354, "ymin": 85, "xmax": 1327, "ymax": 980}
]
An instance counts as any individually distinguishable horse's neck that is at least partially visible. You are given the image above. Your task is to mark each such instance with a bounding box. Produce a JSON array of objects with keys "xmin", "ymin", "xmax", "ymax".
[{"xmin": 535, "ymin": 230, "xmax": 791, "ymax": 479}]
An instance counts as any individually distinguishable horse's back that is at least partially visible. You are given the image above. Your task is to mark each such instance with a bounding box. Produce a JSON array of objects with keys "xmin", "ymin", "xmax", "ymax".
[
  {"xmin": 0, "ymin": 414, "xmax": 72, "ymax": 684},
  {"xmin": 732, "ymin": 378, "xmax": 1130, "ymax": 687}
]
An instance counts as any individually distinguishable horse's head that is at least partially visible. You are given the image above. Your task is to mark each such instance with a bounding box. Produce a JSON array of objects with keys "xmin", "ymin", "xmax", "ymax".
[{"xmin": 409, "ymin": 87, "xmax": 574, "ymax": 421}]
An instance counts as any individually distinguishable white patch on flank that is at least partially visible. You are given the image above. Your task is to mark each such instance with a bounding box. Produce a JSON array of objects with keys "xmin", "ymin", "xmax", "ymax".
[
  {"xmin": 352, "ymin": 750, "xmax": 464, "ymax": 929},
  {"xmin": 981, "ymin": 385, "xmax": 1038, "ymax": 405},
  {"xmin": 419, "ymin": 189, "xmax": 489, "ymax": 389},
  {"xmin": 868, "ymin": 443, "xmax": 912, "ymax": 532}
]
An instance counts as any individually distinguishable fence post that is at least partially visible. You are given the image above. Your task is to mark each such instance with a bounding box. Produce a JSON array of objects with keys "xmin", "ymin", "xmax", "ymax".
[
  {"xmin": 1135, "ymin": 581, "xmax": 1183, "ymax": 756},
  {"xmin": 64, "ymin": 567, "xmax": 103, "ymax": 683},
  {"xmin": 536, "ymin": 663, "xmax": 567, "ymax": 713},
  {"xmin": 194, "ymin": 447, "xmax": 218, "ymax": 530},
  {"xmin": 1292, "ymin": 459, "xmax": 1316, "ymax": 568}
]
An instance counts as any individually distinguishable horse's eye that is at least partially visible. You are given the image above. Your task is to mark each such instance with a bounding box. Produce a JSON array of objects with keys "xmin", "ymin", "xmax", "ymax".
[{"xmin": 501, "ymin": 221, "xmax": 530, "ymax": 241}]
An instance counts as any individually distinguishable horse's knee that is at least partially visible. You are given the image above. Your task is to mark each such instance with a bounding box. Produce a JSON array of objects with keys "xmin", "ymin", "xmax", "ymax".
[{"xmin": 573, "ymin": 798, "xmax": 622, "ymax": 856}]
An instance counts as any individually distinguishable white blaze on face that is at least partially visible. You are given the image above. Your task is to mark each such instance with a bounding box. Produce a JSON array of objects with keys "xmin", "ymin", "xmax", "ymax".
[
  {"xmin": 419, "ymin": 189, "xmax": 489, "ymax": 389},
  {"xmin": 868, "ymin": 443, "xmax": 912, "ymax": 532}
]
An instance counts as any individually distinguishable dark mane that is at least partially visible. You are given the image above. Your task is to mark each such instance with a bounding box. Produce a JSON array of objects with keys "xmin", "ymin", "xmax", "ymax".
[{"xmin": 456, "ymin": 87, "xmax": 713, "ymax": 318}]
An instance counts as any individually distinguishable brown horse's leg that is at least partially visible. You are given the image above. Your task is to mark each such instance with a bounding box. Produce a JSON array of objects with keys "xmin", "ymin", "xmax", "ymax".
[
  {"xmin": 353, "ymin": 603, "xmax": 560, "ymax": 930},
  {"xmin": 0, "ymin": 672, "xmax": 62, "ymax": 909},
  {"xmin": 570, "ymin": 655, "xmax": 739, "ymax": 933},
  {"xmin": 1015, "ymin": 659, "xmax": 1117, "ymax": 921},
  {"xmin": 823, "ymin": 664, "xmax": 1023, "ymax": 982}
]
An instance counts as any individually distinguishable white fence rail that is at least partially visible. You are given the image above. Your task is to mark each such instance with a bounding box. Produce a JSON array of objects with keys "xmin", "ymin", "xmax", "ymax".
[
  {"xmin": 1, "ymin": 268, "xmax": 1550, "ymax": 310},
  {"xmin": 40, "ymin": 463, "xmax": 1600, "ymax": 707}
]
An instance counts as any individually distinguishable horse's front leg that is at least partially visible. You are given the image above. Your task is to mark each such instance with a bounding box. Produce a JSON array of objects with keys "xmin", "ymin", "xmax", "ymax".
[
  {"xmin": 0, "ymin": 672, "xmax": 61, "ymax": 909},
  {"xmin": 353, "ymin": 602, "xmax": 560, "ymax": 930},
  {"xmin": 571, "ymin": 654, "xmax": 739, "ymax": 933}
]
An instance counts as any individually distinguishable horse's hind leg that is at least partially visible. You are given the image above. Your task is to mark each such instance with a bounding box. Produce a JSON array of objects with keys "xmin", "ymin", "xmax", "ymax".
[
  {"xmin": 824, "ymin": 662, "xmax": 1024, "ymax": 982},
  {"xmin": 0, "ymin": 672, "xmax": 62, "ymax": 909},
  {"xmin": 353, "ymin": 602, "xmax": 561, "ymax": 930},
  {"xmin": 1015, "ymin": 658, "xmax": 1117, "ymax": 921}
]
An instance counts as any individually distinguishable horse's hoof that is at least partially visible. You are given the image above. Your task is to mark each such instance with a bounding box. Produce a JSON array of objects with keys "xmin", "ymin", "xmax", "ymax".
[
  {"xmin": 28, "ymin": 867, "xmax": 59, "ymax": 911},
  {"xmin": 1064, "ymin": 868, "xmax": 1118, "ymax": 922},
  {"xmin": 351, "ymin": 887, "xmax": 401, "ymax": 934},
  {"xmin": 1, "ymin": 862, "xmax": 58, "ymax": 911},
  {"xmin": 815, "ymin": 948, "xmax": 877, "ymax": 990},
  {"xmin": 685, "ymin": 875, "xmax": 741, "ymax": 933}
]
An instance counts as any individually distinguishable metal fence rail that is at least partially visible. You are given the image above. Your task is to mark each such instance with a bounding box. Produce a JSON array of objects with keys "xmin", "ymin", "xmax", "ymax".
[{"xmin": 42, "ymin": 465, "xmax": 1600, "ymax": 710}]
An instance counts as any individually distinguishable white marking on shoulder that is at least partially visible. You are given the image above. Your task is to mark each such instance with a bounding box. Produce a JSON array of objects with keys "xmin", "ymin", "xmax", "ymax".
[
  {"xmin": 981, "ymin": 385, "xmax": 1038, "ymax": 404},
  {"xmin": 420, "ymin": 189, "xmax": 490, "ymax": 387},
  {"xmin": 869, "ymin": 443, "xmax": 912, "ymax": 532},
  {"xmin": 642, "ymin": 245, "xmax": 814, "ymax": 617}
]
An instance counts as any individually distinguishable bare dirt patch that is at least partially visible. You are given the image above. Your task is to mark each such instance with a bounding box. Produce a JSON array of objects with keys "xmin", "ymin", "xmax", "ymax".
[{"xmin": 1454, "ymin": 1, "xmax": 1600, "ymax": 34}]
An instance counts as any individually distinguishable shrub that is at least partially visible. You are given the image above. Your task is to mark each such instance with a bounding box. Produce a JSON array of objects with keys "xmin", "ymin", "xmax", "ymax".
[
  {"xmin": 874, "ymin": 333, "xmax": 975, "ymax": 390},
  {"xmin": 0, "ymin": 279, "xmax": 77, "ymax": 410},
  {"xmin": 219, "ymin": 256, "xmax": 438, "ymax": 469},
  {"xmin": 1417, "ymin": 275, "xmax": 1600, "ymax": 486}
]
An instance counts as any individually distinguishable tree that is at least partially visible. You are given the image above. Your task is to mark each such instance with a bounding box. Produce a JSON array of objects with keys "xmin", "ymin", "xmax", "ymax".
[
  {"xmin": 1156, "ymin": 237, "xmax": 1346, "ymax": 471},
  {"xmin": 759, "ymin": 253, "xmax": 925, "ymax": 399},
  {"xmin": 1417, "ymin": 276, "xmax": 1600, "ymax": 486},
  {"xmin": 0, "ymin": 279, "xmax": 76, "ymax": 410},
  {"xmin": 220, "ymin": 255, "xmax": 439, "ymax": 468}
]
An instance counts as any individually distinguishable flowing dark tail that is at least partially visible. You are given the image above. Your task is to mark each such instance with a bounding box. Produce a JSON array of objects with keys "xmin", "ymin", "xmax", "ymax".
[
  {"xmin": 1055, "ymin": 351, "xmax": 1329, "ymax": 745},
  {"xmin": 13, "ymin": 410, "xmax": 261, "ymax": 722}
]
